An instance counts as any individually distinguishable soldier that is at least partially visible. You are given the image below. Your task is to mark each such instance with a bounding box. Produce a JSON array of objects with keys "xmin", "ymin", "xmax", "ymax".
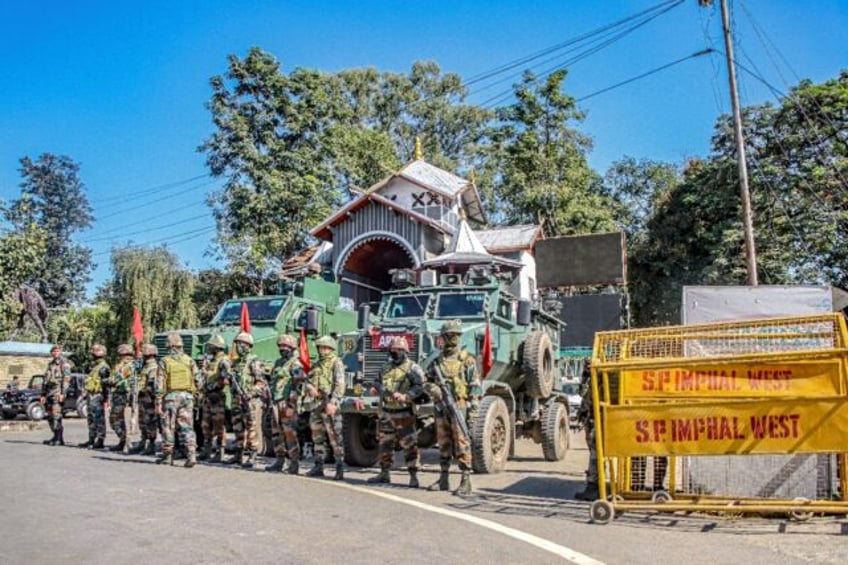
[
  {"xmin": 40, "ymin": 344, "xmax": 71, "ymax": 446},
  {"xmin": 574, "ymin": 360, "xmax": 599, "ymax": 500},
  {"xmin": 132, "ymin": 344, "xmax": 161, "ymax": 455},
  {"xmin": 224, "ymin": 332, "xmax": 268, "ymax": 469},
  {"xmin": 367, "ymin": 337, "xmax": 426, "ymax": 488},
  {"xmin": 198, "ymin": 334, "xmax": 229, "ymax": 463},
  {"xmin": 301, "ymin": 335, "xmax": 346, "ymax": 479},
  {"xmin": 266, "ymin": 334, "xmax": 304, "ymax": 474},
  {"xmin": 104, "ymin": 343, "xmax": 135, "ymax": 453},
  {"xmin": 155, "ymin": 332, "xmax": 199, "ymax": 467},
  {"xmin": 426, "ymin": 319, "xmax": 481, "ymax": 496},
  {"xmin": 79, "ymin": 344, "xmax": 110, "ymax": 449}
]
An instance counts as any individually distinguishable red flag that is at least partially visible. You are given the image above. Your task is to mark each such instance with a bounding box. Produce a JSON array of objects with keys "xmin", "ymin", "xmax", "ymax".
[
  {"xmin": 299, "ymin": 327, "xmax": 311, "ymax": 372},
  {"xmin": 131, "ymin": 306, "xmax": 144, "ymax": 357},
  {"xmin": 482, "ymin": 322, "xmax": 494, "ymax": 378},
  {"xmin": 239, "ymin": 301, "xmax": 251, "ymax": 333}
]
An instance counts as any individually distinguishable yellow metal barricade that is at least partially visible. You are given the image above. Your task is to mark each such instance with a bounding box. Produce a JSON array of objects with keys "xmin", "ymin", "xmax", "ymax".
[{"xmin": 588, "ymin": 313, "xmax": 848, "ymax": 524}]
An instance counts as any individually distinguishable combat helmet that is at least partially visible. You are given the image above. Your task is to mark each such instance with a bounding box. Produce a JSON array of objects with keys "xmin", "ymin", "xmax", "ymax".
[
  {"xmin": 388, "ymin": 336, "xmax": 409, "ymax": 351},
  {"xmin": 166, "ymin": 332, "xmax": 183, "ymax": 348},
  {"xmin": 234, "ymin": 331, "xmax": 254, "ymax": 346},
  {"xmin": 90, "ymin": 344, "xmax": 107, "ymax": 357},
  {"xmin": 277, "ymin": 334, "xmax": 296, "ymax": 349},
  {"xmin": 206, "ymin": 334, "xmax": 226, "ymax": 350},
  {"xmin": 315, "ymin": 335, "xmax": 337, "ymax": 350},
  {"xmin": 117, "ymin": 343, "xmax": 133, "ymax": 356},
  {"xmin": 440, "ymin": 319, "xmax": 463, "ymax": 335},
  {"xmin": 141, "ymin": 344, "xmax": 158, "ymax": 357}
]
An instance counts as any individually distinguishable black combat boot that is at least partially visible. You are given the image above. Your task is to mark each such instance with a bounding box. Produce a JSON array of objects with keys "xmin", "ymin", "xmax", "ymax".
[
  {"xmin": 287, "ymin": 459, "xmax": 300, "ymax": 475},
  {"xmin": 333, "ymin": 462, "xmax": 344, "ymax": 481},
  {"xmin": 454, "ymin": 470, "xmax": 472, "ymax": 497},
  {"xmin": 307, "ymin": 458, "xmax": 325, "ymax": 477},
  {"xmin": 224, "ymin": 449, "xmax": 243, "ymax": 465},
  {"xmin": 109, "ymin": 439, "xmax": 126, "ymax": 453},
  {"xmin": 367, "ymin": 468, "xmax": 391, "ymax": 484},
  {"xmin": 43, "ymin": 429, "xmax": 58, "ymax": 446},
  {"xmin": 130, "ymin": 439, "xmax": 146, "ymax": 454},
  {"xmin": 241, "ymin": 450, "xmax": 256, "ymax": 469},
  {"xmin": 143, "ymin": 440, "xmax": 156, "ymax": 456},
  {"xmin": 156, "ymin": 452, "xmax": 173, "ymax": 465},
  {"xmin": 408, "ymin": 468, "xmax": 419, "ymax": 489},
  {"xmin": 210, "ymin": 446, "xmax": 224, "ymax": 462},
  {"xmin": 77, "ymin": 437, "xmax": 94, "ymax": 449},
  {"xmin": 56, "ymin": 425, "xmax": 64, "ymax": 446},
  {"xmin": 185, "ymin": 450, "xmax": 197, "ymax": 468},
  {"xmin": 428, "ymin": 464, "xmax": 450, "ymax": 491},
  {"xmin": 93, "ymin": 437, "xmax": 105, "ymax": 449},
  {"xmin": 574, "ymin": 482, "xmax": 599, "ymax": 501},
  {"xmin": 197, "ymin": 444, "xmax": 211, "ymax": 461},
  {"xmin": 265, "ymin": 457, "xmax": 285, "ymax": 472}
]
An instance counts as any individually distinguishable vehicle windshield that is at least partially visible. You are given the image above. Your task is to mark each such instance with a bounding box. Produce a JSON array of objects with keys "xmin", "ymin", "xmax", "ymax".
[
  {"xmin": 436, "ymin": 292, "xmax": 486, "ymax": 318},
  {"xmin": 212, "ymin": 298, "xmax": 287, "ymax": 324},
  {"xmin": 385, "ymin": 295, "xmax": 431, "ymax": 318},
  {"xmin": 563, "ymin": 382, "xmax": 580, "ymax": 395}
]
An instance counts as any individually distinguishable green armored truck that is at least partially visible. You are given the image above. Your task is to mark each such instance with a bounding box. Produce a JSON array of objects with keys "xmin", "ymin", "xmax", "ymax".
[{"xmin": 338, "ymin": 266, "xmax": 569, "ymax": 473}]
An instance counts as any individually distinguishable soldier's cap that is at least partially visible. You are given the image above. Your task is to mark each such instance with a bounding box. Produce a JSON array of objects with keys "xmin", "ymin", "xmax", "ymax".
[{"xmin": 50, "ymin": 344, "xmax": 61, "ymax": 352}]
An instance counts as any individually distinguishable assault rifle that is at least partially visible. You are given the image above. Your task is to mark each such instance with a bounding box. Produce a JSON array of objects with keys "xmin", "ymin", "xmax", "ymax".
[{"xmin": 429, "ymin": 361, "xmax": 471, "ymax": 443}]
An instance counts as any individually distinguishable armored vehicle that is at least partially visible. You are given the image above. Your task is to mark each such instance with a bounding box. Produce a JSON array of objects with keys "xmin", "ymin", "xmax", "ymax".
[{"xmin": 339, "ymin": 266, "xmax": 570, "ymax": 473}]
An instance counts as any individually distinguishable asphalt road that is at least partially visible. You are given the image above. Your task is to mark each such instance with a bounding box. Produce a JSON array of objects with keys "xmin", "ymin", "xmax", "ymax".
[{"xmin": 2, "ymin": 419, "xmax": 847, "ymax": 564}]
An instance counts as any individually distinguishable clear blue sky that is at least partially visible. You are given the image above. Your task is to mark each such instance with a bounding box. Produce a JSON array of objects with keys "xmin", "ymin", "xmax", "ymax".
[{"xmin": 1, "ymin": 0, "xmax": 845, "ymax": 300}]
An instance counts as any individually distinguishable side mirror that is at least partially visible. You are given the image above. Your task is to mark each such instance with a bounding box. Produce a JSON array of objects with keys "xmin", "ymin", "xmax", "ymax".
[
  {"xmin": 517, "ymin": 299, "xmax": 532, "ymax": 326},
  {"xmin": 357, "ymin": 303, "xmax": 371, "ymax": 330},
  {"xmin": 305, "ymin": 308, "xmax": 319, "ymax": 332}
]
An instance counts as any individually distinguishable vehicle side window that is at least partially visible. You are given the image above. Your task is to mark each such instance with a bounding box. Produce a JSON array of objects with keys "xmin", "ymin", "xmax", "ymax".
[{"xmin": 29, "ymin": 375, "xmax": 44, "ymax": 389}]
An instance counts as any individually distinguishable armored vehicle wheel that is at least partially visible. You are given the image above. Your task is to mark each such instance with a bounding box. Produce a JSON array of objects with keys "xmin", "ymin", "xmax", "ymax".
[
  {"xmin": 523, "ymin": 331, "xmax": 555, "ymax": 399},
  {"xmin": 541, "ymin": 401, "xmax": 569, "ymax": 461},
  {"xmin": 590, "ymin": 499, "xmax": 614, "ymax": 525},
  {"xmin": 76, "ymin": 397, "xmax": 88, "ymax": 419},
  {"xmin": 343, "ymin": 413, "xmax": 379, "ymax": 467},
  {"xmin": 26, "ymin": 401, "xmax": 46, "ymax": 421},
  {"xmin": 471, "ymin": 396, "xmax": 511, "ymax": 474}
]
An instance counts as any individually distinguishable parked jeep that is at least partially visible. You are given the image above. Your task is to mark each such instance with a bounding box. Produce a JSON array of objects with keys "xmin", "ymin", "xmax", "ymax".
[{"xmin": 1, "ymin": 374, "xmax": 87, "ymax": 421}]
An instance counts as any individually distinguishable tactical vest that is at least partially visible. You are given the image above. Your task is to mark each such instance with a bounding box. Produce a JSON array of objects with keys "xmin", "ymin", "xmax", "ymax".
[
  {"xmin": 139, "ymin": 360, "xmax": 158, "ymax": 395},
  {"xmin": 85, "ymin": 360, "xmax": 108, "ymax": 394},
  {"xmin": 112, "ymin": 359, "xmax": 135, "ymax": 395},
  {"xmin": 381, "ymin": 359, "xmax": 413, "ymax": 410},
  {"xmin": 232, "ymin": 354, "xmax": 260, "ymax": 391},
  {"xmin": 300, "ymin": 354, "xmax": 338, "ymax": 411},
  {"xmin": 271, "ymin": 357, "xmax": 299, "ymax": 402},
  {"xmin": 163, "ymin": 354, "xmax": 194, "ymax": 393},
  {"xmin": 438, "ymin": 351, "xmax": 469, "ymax": 401},
  {"xmin": 205, "ymin": 354, "xmax": 226, "ymax": 391}
]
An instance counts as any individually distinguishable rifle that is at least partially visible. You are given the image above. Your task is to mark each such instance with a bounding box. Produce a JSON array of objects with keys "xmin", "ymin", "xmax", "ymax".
[
  {"xmin": 130, "ymin": 361, "xmax": 140, "ymax": 434},
  {"xmin": 429, "ymin": 361, "xmax": 471, "ymax": 443}
]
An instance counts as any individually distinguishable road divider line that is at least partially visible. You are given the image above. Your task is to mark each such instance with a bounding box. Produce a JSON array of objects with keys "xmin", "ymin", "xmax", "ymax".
[{"xmin": 324, "ymin": 480, "xmax": 605, "ymax": 565}]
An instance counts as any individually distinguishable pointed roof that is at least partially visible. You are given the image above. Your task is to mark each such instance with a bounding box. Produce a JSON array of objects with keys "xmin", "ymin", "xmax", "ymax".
[
  {"xmin": 420, "ymin": 219, "xmax": 522, "ymax": 269},
  {"xmin": 476, "ymin": 224, "xmax": 543, "ymax": 253}
]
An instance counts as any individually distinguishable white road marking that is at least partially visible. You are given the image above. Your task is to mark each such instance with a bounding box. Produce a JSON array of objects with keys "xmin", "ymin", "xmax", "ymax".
[{"xmin": 323, "ymin": 479, "xmax": 605, "ymax": 565}]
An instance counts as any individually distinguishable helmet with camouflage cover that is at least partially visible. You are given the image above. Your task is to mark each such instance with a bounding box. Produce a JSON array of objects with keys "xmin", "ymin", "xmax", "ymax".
[
  {"xmin": 50, "ymin": 344, "xmax": 61, "ymax": 353},
  {"xmin": 440, "ymin": 319, "xmax": 463, "ymax": 335},
  {"xmin": 90, "ymin": 344, "xmax": 107, "ymax": 357},
  {"xmin": 141, "ymin": 344, "xmax": 158, "ymax": 357},
  {"xmin": 234, "ymin": 331, "xmax": 254, "ymax": 346},
  {"xmin": 315, "ymin": 335, "xmax": 337, "ymax": 350},
  {"xmin": 277, "ymin": 334, "xmax": 296, "ymax": 349},
  {"xmin": 166, "ymin": 332, "xmax": 183, "ymax": 348},
  {"xmin": 388, "ymin": 336, "xmax": 409, "ymax": 352},
  {"xmin": 206, "ymin": 334, "xmax": 226, "ymax": 350},
  {"xmin": 117, "ymin": 343, "xmax": 133, "ymax": 356}
]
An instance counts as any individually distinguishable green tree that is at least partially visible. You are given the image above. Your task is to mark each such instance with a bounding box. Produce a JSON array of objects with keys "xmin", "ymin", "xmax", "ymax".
[
  {"xmin": 483, "ymin": 70, "xmax": 617, "ymax": 234},
  {"xmin": 48, "ymin": 303, "xmax": 116, "ymax": 363},
  {"xmin": 6, "ymin": 154, "xmax": 94, "ymax": 306},
  {"xmin": 0, "ymin": 220, "xmax": 49, "ymax": 336},
  {"xmin": 602, "ymin": 156, "xmax": 680, "ymax": 240},
  {"xmin": 192, "ymin": 267, "xmax": 277, "ymax": 323},
  {"xmin": 97, "ymin": 245, "xmax": 197, "ymax": 350}
]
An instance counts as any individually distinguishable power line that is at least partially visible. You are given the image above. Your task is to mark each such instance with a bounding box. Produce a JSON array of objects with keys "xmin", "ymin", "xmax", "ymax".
[
  {"xmin": 83, "ymin": 212, "xmax": 211, "ymax": 243},
  {"xmin": 91, "ymin": 226, "xmax": 216, "ymax": 258},
  {"xmin": 94, "ymin": 173, "xmax": 210, "ymax": 205},
  {"xmin": 93, "ymin": 178, "xmax": 217, "ymax": 220}
]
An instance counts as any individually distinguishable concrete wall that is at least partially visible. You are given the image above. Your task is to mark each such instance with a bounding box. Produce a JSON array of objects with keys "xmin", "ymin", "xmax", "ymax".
[{"xmin": 0, "ymin": 354, "xmax": 49, "ymax": 389}]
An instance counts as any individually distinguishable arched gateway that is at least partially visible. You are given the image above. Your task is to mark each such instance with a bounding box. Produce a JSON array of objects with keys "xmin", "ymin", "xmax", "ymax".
[{"xmin": 335, "ymin": 232, "xmax": 417, "ymax": 305}]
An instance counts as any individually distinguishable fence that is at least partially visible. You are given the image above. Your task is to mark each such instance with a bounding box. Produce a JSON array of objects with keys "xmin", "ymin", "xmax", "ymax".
[{"xmin": 588, "ymin": 313, "xmax": 848, "ymax": 524}]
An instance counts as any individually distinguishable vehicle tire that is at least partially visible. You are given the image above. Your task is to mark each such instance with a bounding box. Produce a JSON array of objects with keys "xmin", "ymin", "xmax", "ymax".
[
  {"xmin": 342, "ymin": 413, "xmax": 379, "ymax": 467},
  {"xmin": 76, "ymin": 397, "xmax": 88, "ymax": 419},
  {"xmin": 26, "ymin": 401, "xmax": 46, "ymax": 421},
  {"xmin": 523, "ymin": 331, "xmax": 555, "ymax": 399},
  {"xmin": 471, "ymin": 396, "xmax": 511, "ymax": 474},
  {"xmin": 541, "ymin": 401, "xmax": 570, "ymax": 461}
]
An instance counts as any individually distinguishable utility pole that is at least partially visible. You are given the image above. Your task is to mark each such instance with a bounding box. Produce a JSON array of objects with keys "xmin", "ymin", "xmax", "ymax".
[{"xmin": 702, "ymin": 0, "xmax": 758, "ymax": 285}]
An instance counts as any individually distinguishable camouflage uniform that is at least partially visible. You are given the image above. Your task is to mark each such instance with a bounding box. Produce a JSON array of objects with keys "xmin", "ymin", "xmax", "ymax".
[
  {"xmin": 199, "ymin": 348, "xmax": 229, "ymax": 462},
  {"xmin": 302, "ymin": 335, "xmax": 346, "ymax": 480},
  {"xmin": 156, "ymin": 334, "xmax": 199, "ymax": 468},
  {"xmin": 427, "ymin": 320, "xmax": 481, "ymax": 496},
  {"xmin": 226, "ymin": 332, "xmax": 268, "ymax": 468},
  {"xmin": 105, "ymin": 346, "xmax": 136, "ymax": 453},
  {"xmin": 368, "ymin": 337, "xmax": 426, "ymax": 487},
  {"xmin": 265, "ymin": 335, "xmax": 304, "ymax": 474},
  {"xmin": 81, "ymin": 347, "xmax": 110, "ymax": 449},
  {"xmin": 134, "ymin": 345, "xmax": 161, "ymax": 455},
  {"xmin": 574, "ymin": 363, "xmax": 598, "ymax": 500},
  {"xmin": 41, "ymin": 347, "xmax": 71, "ymax": 446}
]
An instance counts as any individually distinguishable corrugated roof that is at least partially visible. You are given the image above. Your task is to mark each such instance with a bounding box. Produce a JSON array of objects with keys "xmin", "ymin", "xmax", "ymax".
[
  {"xmin": 398, "ymin": 160, "xmax": 469, "ymax": 197},
  {"xmin": 475, "ymin": 224, "xmax": 542, "ymax": 253},
  {"xmin": 0, "ymin": 341, "xmax": 53, "ymax": 356},
  {"xmin": 421, "ymin": 219, "xmax": 522, "ymax": 269}
]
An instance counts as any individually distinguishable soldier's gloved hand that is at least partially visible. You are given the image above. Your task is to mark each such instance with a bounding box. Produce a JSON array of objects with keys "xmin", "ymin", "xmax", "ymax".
[
  {"xmin": 391, "ymin": 392, "xmax": 407, "ymax": 404},
  {"xmin": 352, "ymin": 399, "xmax": 364, "ymax": 412},
  {"xmin": 306, "ymin": 384, "xmax": 319, "ymax": 398},
  {"xmin": 324, "ymin": 402, "xmax": 338, "ymax": 416},
  {"xmin": 427, "ymin": 384, "xmax": 442, "ymax": 402},
  {"xmin": 39, "ymin": 396, "xmax": 46, "ymax": 404}
]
